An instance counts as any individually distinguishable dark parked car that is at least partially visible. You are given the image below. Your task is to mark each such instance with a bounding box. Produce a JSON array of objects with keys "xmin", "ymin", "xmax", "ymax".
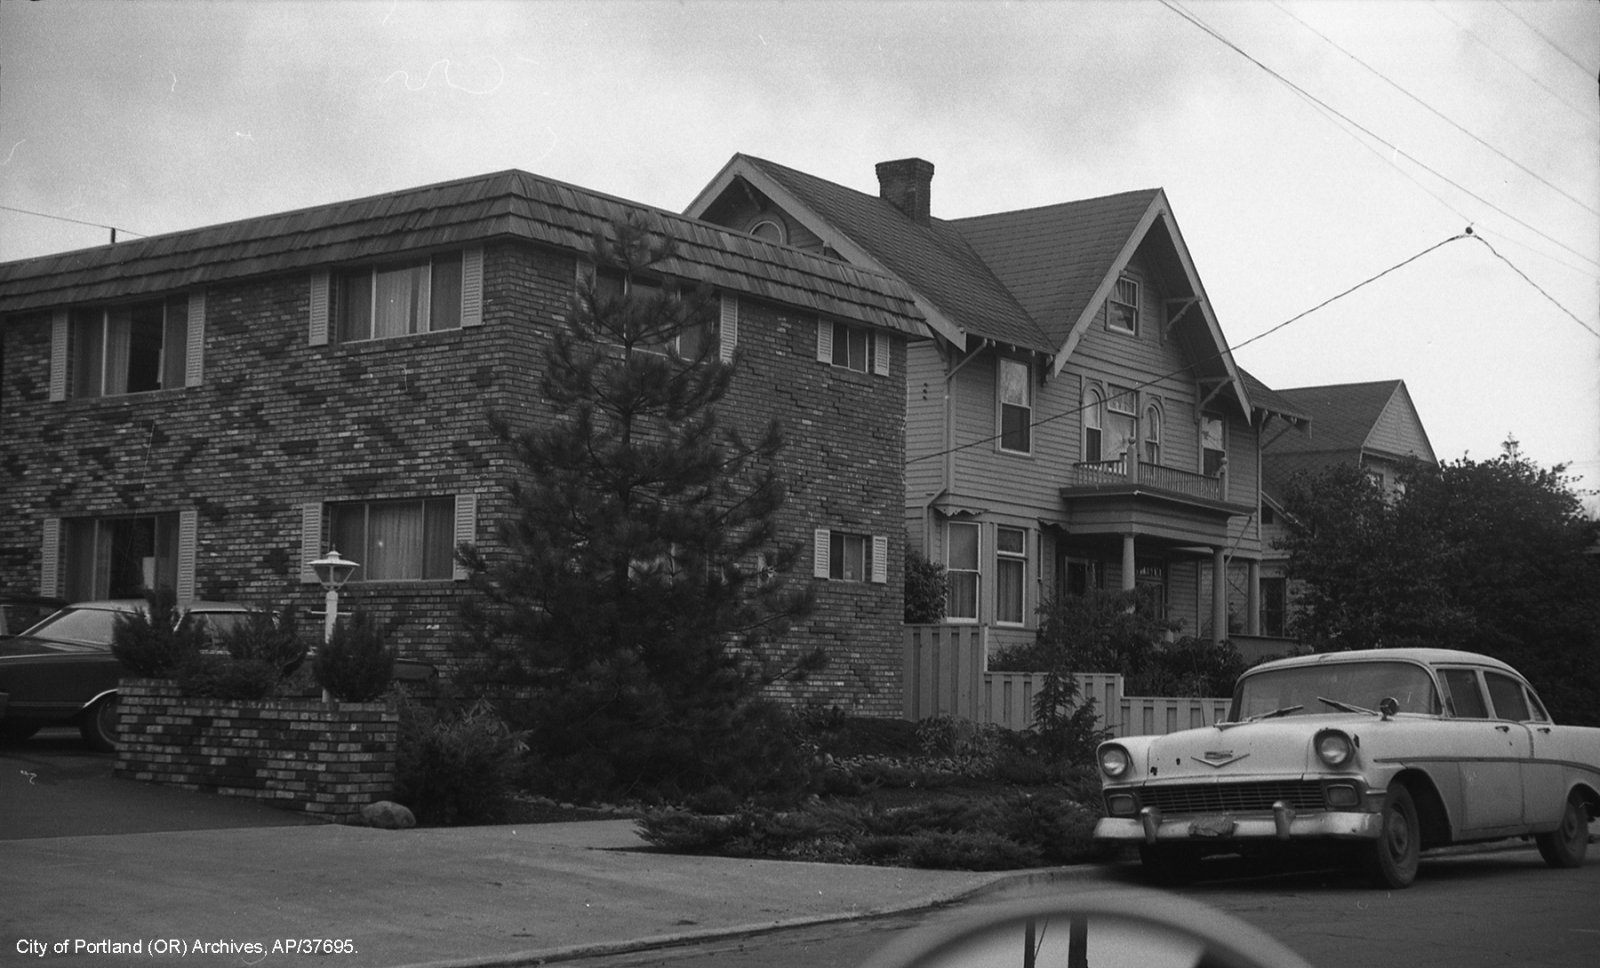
[
  {"xmin": 0, "ymin": 595, "xmax": 69, "ymax": 639},
  {"xmin": 0, "ymin": 599, "xmax": 254, "ymax": 751},
  {"xmin": 0, "ymin": 599, "xmax": 438, "ymax": 753}
]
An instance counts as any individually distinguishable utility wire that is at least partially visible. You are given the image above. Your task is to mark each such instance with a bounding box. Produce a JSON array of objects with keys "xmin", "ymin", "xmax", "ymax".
[
  {"xmin": 1430, "ymin": 3, "xmax": 1598, "ymax": 127},
  {"xmin": 0, "ymin": 203, "xmax": 146, "ymax": 242},
  {"xmin": 1271, "ymin": 0, "xmax": 1596, "ymax": 217},
  {"xmin": 1495, "ymin": 0, "xmax": 1596, "ymax": 77},
  {"xmin": 908, "ymin": 233, "xmax": 1474, "ymax": 464},
  {"xmin": 1469, "ymin": 232, "xmax": 1600, "ymax": 340},
  {"xmin": 1160, "ymin": 0, "xmax": 1600, "ymax": 273}
]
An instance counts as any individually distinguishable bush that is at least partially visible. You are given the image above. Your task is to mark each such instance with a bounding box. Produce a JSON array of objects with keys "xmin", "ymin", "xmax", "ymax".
[
  {"xmin": 904, "ymin": 549, "xmax": 947, "ymax": 623},
  {"xmin": 314, "ymin": 612, "xmax": 394, "ymax": 702},
  {"xmin": 176, "ymin": 656, "xmax": 282, "ymax": 700},
  {"xmin": 394, "ymin": 697, "xmax": 527, "ymax": 825},
  {"xmin": 218, "ymin": 604, "xmax": 308, "ymax": 674},
  {"xmin": 111, "ymin": 589, "xmax": 207, "ymax": 678}
]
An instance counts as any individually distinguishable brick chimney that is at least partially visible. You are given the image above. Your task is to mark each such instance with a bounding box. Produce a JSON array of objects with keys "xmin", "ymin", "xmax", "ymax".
[{"xmin": 875, "ymin": 158, "xmax": 935, "ymax": 225}]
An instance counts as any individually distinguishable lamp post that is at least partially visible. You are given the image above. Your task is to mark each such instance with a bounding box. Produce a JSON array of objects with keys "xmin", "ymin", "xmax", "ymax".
[{"xmin": 310, "ymin": 550, "xmax": 359, "ymax": 701}]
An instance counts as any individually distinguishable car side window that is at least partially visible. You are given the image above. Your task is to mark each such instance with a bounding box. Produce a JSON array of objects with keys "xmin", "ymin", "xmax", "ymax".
[
  {"xmin": 1440, "ymin": 668, "xmax": 1489, "ymax": 719},
  {"xmin": 1483, "ymin": 672, "xmax": 1532, "ymax": 721}
]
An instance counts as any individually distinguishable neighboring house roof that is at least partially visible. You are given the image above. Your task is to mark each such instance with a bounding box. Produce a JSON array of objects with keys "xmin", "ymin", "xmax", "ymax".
[
  {"xmin": 686, "ymin": 154, "xmax": 1255, "ymax": 418},
  {"xmin": 0, "ymin": 169, "xmax": 922, "ymax": 336},
  {"xmin": 1262, "ymin": 380, "xmax": 1436, "ymax": 495}
]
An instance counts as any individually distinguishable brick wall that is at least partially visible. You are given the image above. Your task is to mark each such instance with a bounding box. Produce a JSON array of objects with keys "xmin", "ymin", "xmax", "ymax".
[
  {"xmin": 1, "ymin": 238, "xmax": 907, "ymax": 716},
  {"xmin": 113, "ymin": 678, "xmax": 397, "ymax": 822}
]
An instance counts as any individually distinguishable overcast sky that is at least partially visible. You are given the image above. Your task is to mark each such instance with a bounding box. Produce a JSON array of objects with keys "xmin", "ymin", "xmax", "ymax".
[{"xmin": 3, "ymin": 0, "xmax": 1596, "ymax": 509}]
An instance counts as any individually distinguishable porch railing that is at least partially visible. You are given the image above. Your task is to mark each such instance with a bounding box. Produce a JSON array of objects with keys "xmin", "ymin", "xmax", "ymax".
[{"xmin": 1063, "ymin": 456, "xmax": 1223, "ymax": 502}]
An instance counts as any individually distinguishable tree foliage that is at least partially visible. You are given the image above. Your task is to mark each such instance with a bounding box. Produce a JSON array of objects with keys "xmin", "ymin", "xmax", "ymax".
[
  {"xmin": 1279, "ymin": 441, "xmax": 1600, "ymax": 724},
  {"xmin": 903, "ymin": 548, "xmax": 947, "ymax": 623},
  {"xmin": 457, "ymin": 214, "xmax": 819, "ymax": 801}
]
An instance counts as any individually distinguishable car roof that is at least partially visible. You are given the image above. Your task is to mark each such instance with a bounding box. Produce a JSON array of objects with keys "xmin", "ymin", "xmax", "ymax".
[
  {"xmin": 1245, "ymin": 648, "xmax": 1521, "ymax": 678},
  {"xmin": 56, "ymin": 599, "xmax": 252, "ymax": 612}
]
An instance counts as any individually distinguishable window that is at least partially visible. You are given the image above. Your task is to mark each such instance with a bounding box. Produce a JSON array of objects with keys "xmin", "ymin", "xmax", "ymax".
[
  {"xmin": 946, "ymin": 522, "xmax": 980, "ymax": 621},
  {"xmin": 1484, "ymin": 672, "xmax": 1532, "ymax": 721},
  {"xmin": 1108, "ymin": 276, "xmax": 1139, "ymax": 334},
  {"xmin": 995, "ymin": 526, "xmax": 1026, "ymax": 625},
  {"xmin": 1260, "ymin": 576, "xmax": 1287, "ymax": 636},
  {"xmin": 1441, "ymin": 668, "xmax": 1489, "ymax": 718},
  {"xmin": 748, "ymin": 218, "xmax": 786, "ymax": 243},
  {"xmin": 1201, "ymin": 414, "xmax": 1226, "ymax": 477},
  {"xmin": 1062, "ymin": 557, "xmax": 1103, "ymax": 598},
  {"xmin": 998, "ymin": 359, "xmax": 1032, "ymax": 454},
  {"xmin": 811, "ymin": 529, "xmax": 888, "ymax": 583},
  {"xmin": 1136, "ymin": 557, "xmax": 1167, "ymax": 620},
  {"xmin": 68, "ymin": 297, "xmax": 190, "ymax": 397},
  {"xmin": 817, "ymin": 319, "xmax": 889, "ymax": 376},
  {"xmin": 328, "ymin": 498, "xmax": 458, "ymax": 581},
  {"xmin": 1082, "ymin": 387, "xmax": 1104, "ymax": 462},
  {"xmin": 1107, "ymin": 386, "xmax": 1137, "ymax": 458},
  {"xmin": 590, "ymin": 268, "xmax": 719, "ymax": 357},
  {"xmin": 61, "ymin": 513, "xmax": 182, "ymax": 600},
  {"xmin": 336, "ymin": 252, "xmax": 462, "ymax": 342},
  {"xmin": 1143, "ymin": 404, "xmax": 1162, "ymax": 465}
]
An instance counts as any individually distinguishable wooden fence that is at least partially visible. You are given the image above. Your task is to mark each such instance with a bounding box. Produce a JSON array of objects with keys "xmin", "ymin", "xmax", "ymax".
[{"xmin": 903, "ymin": 624, "xmax": 1230, "ymax": 738}]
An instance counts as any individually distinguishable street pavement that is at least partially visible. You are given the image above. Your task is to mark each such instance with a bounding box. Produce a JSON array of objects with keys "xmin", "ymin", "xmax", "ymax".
[{"xmin": 2, "ymin": 733, "xmax": 1072, "ymax": 968}]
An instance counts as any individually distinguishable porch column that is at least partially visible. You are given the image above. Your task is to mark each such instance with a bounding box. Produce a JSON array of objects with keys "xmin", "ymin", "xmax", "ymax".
[
  {"xmin": 1211, "ymin": 546, "xmax": 1227, "ymax": 645},
  {"xmin": 1120, "ymin": 534, "xmax": 1136, "ymax": 591},
  {"xmin": 1246, "ymin": 559, "xmax": 1261, "ymax": 636}
]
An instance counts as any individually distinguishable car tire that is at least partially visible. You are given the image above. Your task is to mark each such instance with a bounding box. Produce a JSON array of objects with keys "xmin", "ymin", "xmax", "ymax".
[
  {"xmin": 79, "ymin": 695, "xmax": 121, "ymax": 753},
  {"xmin": 1363, "ymin": 784, "xmax": 1420, "ymax": 889},
  {"xmin": 1138, "ymin": 844, "xmax": 1202, "ymax": 885},
  {"xmin": 1535, "ymin": 792, "xmax": 1590, "ymax": 869}
]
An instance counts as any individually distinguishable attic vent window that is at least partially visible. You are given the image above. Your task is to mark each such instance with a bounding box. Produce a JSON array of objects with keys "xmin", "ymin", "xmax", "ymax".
[
  {"xmin": 1108, "ymin": 276, "xmax": 1139, "ymax": 335},
  {"xmin": 748, "ymin": 218, "xmax": 786, "ymax": 244}
]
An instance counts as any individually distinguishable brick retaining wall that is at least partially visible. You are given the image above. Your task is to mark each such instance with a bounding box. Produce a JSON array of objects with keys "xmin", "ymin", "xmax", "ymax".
[{"xmin": 112, "ymin": 679, "xmax": 398, "ymax": 823}]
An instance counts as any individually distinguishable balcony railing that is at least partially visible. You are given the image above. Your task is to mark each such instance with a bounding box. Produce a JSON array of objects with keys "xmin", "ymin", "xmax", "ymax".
[{"xmin": 1064, "ymin": 456, "xmax": 1224, "ymax": 502}]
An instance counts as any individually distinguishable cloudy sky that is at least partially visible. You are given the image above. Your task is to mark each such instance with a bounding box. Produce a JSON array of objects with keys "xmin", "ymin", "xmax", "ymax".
[{"xmin": 3, "ymin": 0, "xmax": 1596, "ymax": 507}]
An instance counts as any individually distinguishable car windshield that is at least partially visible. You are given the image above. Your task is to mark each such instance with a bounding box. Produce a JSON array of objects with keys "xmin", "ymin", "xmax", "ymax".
[
  {"xmin": 19, "ymin": 607, "xmax": 124, "ymax": 647},
  {"xmin": 1231, "ymin": 660, "xmax": 1441, "ymax": 720}
]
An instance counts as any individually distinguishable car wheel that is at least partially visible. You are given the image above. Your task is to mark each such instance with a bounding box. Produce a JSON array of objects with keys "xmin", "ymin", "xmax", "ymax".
[
  {"xmin": 79, "ymin": 695, "xmax": 121, "ymax": 753},
  {"xmin": 1138, "ymin": 844, "xmax": 1202, "ymax": 885},
  {"xmin": 1535, "ymin": 792, "xmax": 1590, "ymax": 869},
  {"xmin": 1363, "ymin": 784, "xmax": 1420, "ymax": 889}
]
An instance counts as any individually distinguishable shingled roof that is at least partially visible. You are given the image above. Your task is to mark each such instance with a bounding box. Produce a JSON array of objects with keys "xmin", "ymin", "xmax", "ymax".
[
  {"xmin": 1261, "ymin": 380, "xmax": 1436, "ymax": 495},
  {"xmin": 0, "ymin": 169, "xmax": 922, "ymax": 336}
]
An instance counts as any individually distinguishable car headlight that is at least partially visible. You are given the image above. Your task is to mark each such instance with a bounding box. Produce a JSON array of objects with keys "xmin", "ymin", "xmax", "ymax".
[
  {"xmin": 1099, "ymin": 743, "xmax": 1132, "ymax": 779},
  {"xmin": 1314, "ymin": 729, "xmax": 1355, "ymax": 767}
]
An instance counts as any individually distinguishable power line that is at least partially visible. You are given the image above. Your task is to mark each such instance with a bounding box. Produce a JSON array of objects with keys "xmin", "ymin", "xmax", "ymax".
[
  {"xmin": 1468, "ymin": 232, "xmax": 1600, "ymax": 341},
  {"xmin": 909, "ymin": 233, "xmax": 1474, "ymax": 464},
  {"xmin": 0, "ymin": 203, "xmax": 146, "ymax": 243},
  {"xmin": 1430, "ymin": 2, "xmax": 1598, "ymax": 127},
  {"xmin": 1159, "ymin": 0, "xmax": 1599, "ymax": 273},
  {"xmin": 1270, "ymin": 0, "xmax": 1596, "ymax": 217},
  {"xmin": 1495, "ymin": 0, "xmax": 1596, "ymax": 77}
]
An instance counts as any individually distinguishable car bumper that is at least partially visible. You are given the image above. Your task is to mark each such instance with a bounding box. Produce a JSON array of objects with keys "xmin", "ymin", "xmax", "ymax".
[{"xmin": 1095, "ymin": 806, "xmax": 1385, "ymax": 844}]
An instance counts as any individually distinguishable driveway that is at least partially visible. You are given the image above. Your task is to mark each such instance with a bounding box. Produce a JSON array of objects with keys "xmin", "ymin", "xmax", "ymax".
[{"xmin": 0, "ymin": 729, "xmax": 319, "ymax": 839}]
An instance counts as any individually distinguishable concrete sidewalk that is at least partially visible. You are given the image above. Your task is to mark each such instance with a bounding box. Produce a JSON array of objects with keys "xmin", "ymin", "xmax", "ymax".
[{"xmin": 3, "ymin": 818, "xmax": 1068, "ymax": 968}]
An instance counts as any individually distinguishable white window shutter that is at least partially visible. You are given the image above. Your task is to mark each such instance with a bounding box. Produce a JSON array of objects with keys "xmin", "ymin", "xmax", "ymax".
[
  {"xmin": 815, "ymin": 319, "xmax": 832, "ymax": 363},
  {"xmin": 185, "ymin": 292, "xmax": 206, "ymax": 387},
  {"xmin": 453, "ymin": 493, "xmax": 477, "ymax": 580},
  {"xmin": 176, "ymin": 510, "xmax": 198, "ymax": 605},
  {"xmin": 871, "ymin": 535, "xmax": 889, "ymax": 584},
  {"xmin": 719, "ymin": 294, "xmax": 739, "ymax": 362},
  {"xmin": 40, "ymin": 517, "xmax": 61, "ymax": 597},
  {"xmin": 49, "ymin": 310, "xmax": 69, "ymax": 402},
  {"xmin": 300, "ymin": 502, "xmax": 323, "ymax": 583},
  {"xmin": 309, "ymin": 272, "xmax": 330, "ymax": 346},
  {"xmin": 461, "ymin": 246, "xmax": 484, "ymax": 327},
  {"xmin": 813, "ymin": 528, "xmax": 831, "ymax": 579},
  {"xmin": 873, "ymin": 331, "xmax": 890, "ymax": 376}
]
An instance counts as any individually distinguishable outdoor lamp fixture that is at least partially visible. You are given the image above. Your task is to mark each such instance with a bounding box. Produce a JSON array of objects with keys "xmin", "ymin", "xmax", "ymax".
[{"xmin": 310, "ymin": 549, "xmax": 359, "ymax": 644}]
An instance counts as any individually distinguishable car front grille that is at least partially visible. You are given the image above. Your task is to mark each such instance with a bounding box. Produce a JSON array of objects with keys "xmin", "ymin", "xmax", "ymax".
[{"xmin": 1135, "ymin": 781, "xmax": 1327, "ymax": 815}]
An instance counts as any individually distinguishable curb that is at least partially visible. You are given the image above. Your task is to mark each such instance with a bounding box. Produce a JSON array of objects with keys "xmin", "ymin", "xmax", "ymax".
[{"xmin": 385, "ymin": 864, "xmax": 1102, "ymax": 968}]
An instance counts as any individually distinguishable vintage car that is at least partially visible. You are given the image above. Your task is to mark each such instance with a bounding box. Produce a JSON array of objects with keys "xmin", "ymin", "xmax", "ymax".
[{"xmin": 1093, "ymin": 648, "xmax": 1600, "ymax": 888}]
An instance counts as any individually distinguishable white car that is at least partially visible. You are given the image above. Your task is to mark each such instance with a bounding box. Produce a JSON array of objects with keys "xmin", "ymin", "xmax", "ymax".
[{"xmin": 1093, "ymin": 648, "xmax": 1600, "ymax": 888}]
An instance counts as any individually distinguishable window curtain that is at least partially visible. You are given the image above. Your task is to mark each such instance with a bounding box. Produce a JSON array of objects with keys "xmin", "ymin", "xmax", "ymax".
[
  {"xmin": 71, "ymin": 311, "xmax": 105, "ymax": 398},
  {"xmin": 996, "ymin": 558, "xmax": 1024, "ymax": 624},
  {"xmin": 946, "ymin": 523, "xmax": 980, "ymax": 620},
  {"xmin": 102, "ymin": 308, "xmax": 132, "ymax": 396},
  {"xmin": 162, "ymin": 298, "xmax": 189, "ymax": 390},
  {"xmin": 367, "ymin": 502, "xmax": 425, "ymax": 580},
  {"xmin": 373, "ymin": 264, "xmax": 427, "ymax": 339}
]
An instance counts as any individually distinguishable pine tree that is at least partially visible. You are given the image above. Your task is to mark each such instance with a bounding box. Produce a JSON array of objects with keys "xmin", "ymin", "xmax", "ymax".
[{"xmin": 459, "ymin": 213, "xmax": 819, "ymax": 800}]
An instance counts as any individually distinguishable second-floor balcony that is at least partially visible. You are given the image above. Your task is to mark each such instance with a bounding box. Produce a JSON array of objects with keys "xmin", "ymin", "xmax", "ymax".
[{"xmin": 1063, "ymin": 456, "xmax": 1226, "ymax": 503}]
